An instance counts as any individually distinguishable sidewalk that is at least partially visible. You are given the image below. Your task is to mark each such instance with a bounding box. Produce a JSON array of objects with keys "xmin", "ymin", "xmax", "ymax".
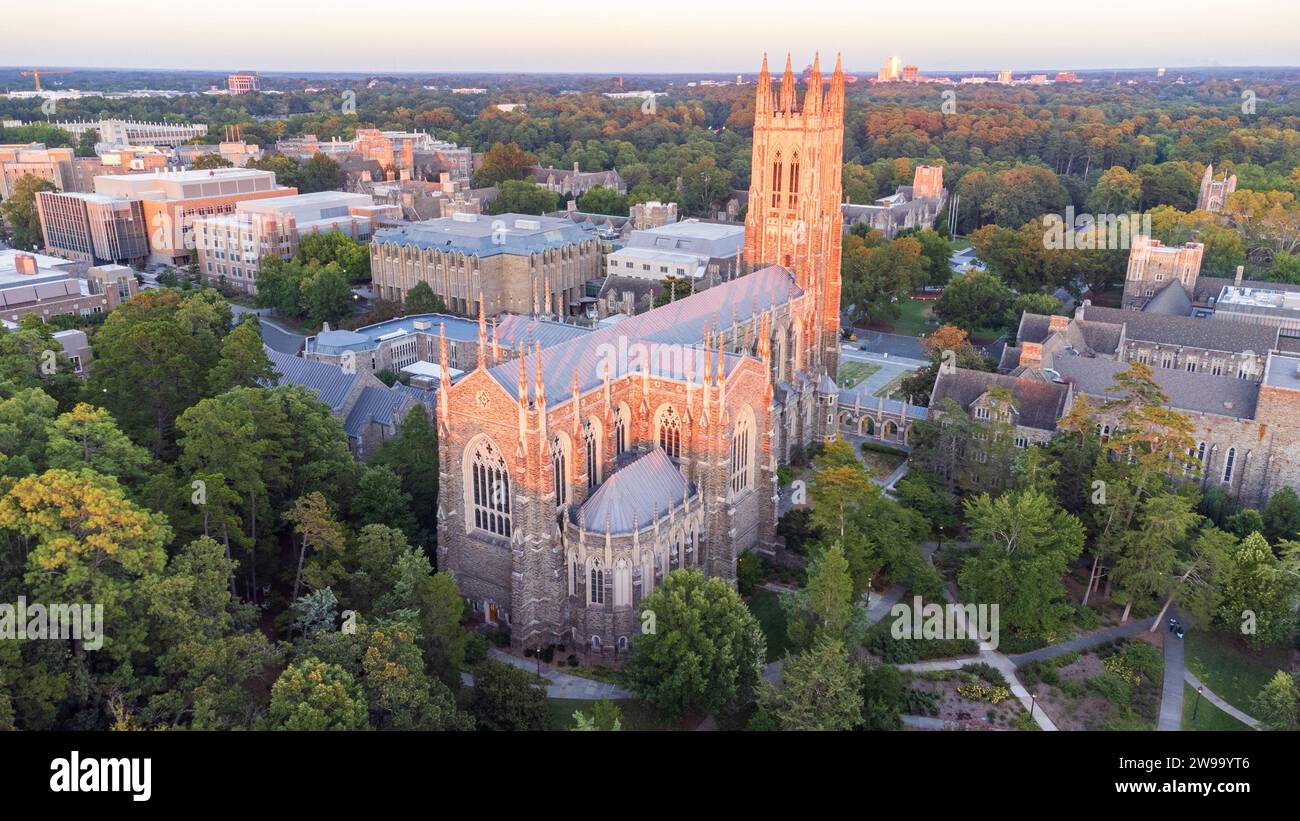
[{"xmin": 477, "ymin": 647, "xmax": 633, "ymax": 700}]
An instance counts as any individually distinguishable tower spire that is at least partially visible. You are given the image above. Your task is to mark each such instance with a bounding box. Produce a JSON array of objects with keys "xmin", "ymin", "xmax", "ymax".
[
  {"xmin": 476, "ymin": 291, "xmax": 487, "ymax": 370},
  {"xmin": 779, "ymin": 53, "xmax": 796, "ymax": 114},
  {"xmin": 756, "ymin": 52, "xmax": 772, "ymax": 116},
  {"xmin": 805, "ymin": 52, "xmax": 824, "ymax": 113}
]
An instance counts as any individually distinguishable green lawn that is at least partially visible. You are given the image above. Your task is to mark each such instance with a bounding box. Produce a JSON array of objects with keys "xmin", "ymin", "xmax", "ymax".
[
  {"xmin": 1181, "ymin": 682, "xmax": 1250, "ymax": 731},
  {"xmin": 891, "ymin": 299, "xmax": 936, "ymax": 337},
  {"xmin": 1183, "ymin": 629, "xmax": 1290, "ymax": 711},
  {"xmin": 747, "ymin": 589, "xmax": 791, "ymax": 663},
  {"xmin": 546, "ymin": 698, "xmax": 669, "ymax": 731},
  {"xmin": 838, "ymin": 361, "xmax": 881, "ymax": 390}
]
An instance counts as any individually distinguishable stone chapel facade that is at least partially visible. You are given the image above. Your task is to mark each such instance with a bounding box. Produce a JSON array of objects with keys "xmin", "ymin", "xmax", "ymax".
[{"xmin": 435, "ymin": 54, "xmax": 846, "ymax": 654}]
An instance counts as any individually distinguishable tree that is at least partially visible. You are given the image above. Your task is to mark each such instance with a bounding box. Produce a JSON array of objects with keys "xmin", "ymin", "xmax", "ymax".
[
  {"xmin": 87, "ymin": 289, "xmax": 231, "ymax": 457},
  {"xmin": 299, "ymin": 262, "xmax": 353, "ymax": 327},
  {"xmin": 402, "ymin": 282, "xmax": 446, "ymax": 314},
  {"xmin": 469, "ymin": 659, "xmax": 549, "ymax": 731},
  {"xmin": 247, "ymin": 154, "xmax": 304, "ymax": 190},
  {"xmin": 755, "ymin": 636, "xmax": 863, "ymax": 731},
  {"xmin": 653, "ymin": 276, "xmax": 691, "ymax": 307},
  {"xmin": 191, "ymin": 153, "xmax": 233, "ymax": 170},
  {"xmin": 1215, "ymin": 532, "xmax": 1299, "ymax": 648},
  {"xmin": 1110, "ymin": 492, "xmax": 1200, "ymax": 623},
  {"xmin": 0, "ymin": 386, "xmax": 57, "ymax": 478},
  {"xmin": 489, "ymin": 179, "xmax": 559, "ymax": 215},
  {"xmin": 472, "ymin": 142, "xmax": 536, "ymax": 188},
  {"xmin": 0, "ymin": 468, "xmax": 170, "ymax": 660},
  {"xmin": 624, "ymin": 568, "xmax": 765, "ymax": 720},
  {"xmin": 679, "ymin": 157, "xmax": 732, "ymax": 217},
  {"xmin": 371, "ymin": 405, "xmax": 440, "ymax": 545},
  {"xmin": 934, "ymin": 270, "xmax": 1013, "ymax": 333},
  {"xmin": 255, "ymin": 257, "xmax": 304, "ymax": 316},
  {"xmin": 959, "ymin": 487, "xmax": 1085, "ymax": 636},
  {"xmin": 572, "ymin": 699, "xmax": 622, "ymax": 731},
  {"xmin": 300, "ymin": 153, "xmax": 344, "ymax": 192},
  {"xmin": 296, "ymin": 231, "xmax": 371, "ymax": 281},
  {"xmin": 1251, "ymin": 671, "xmax": 1299, "ymax": 731},
  {"xmin": 74, "ymin": 128, "xmax": 99, "ymax": 158},
  {"xmin": 1263, "ymin": 486, "xmax": 1300, "ymax": 543},
  {"xmin": 266, "ymin": 657, "xmax": 369, "ymax": 730},
  {"xmin": 576, "ymin": 185, "xmax": 628, "ymax": 216},
  {"xmin": 352, "ymin": 464, "xmax": 416, "ymax": 539},
  {"xmin": 803, "ymin": 544, "xmax": 855, "ymax": 641},
  {"xmin": 0, "ymin": 174, "xmax": 57, "ymax": 250},
  {"xmin": 45, "ymin": 403, "xmax": 152, "ymax": 486},
  {"xmin": 209, "ymin": 318, "xmax": 277, "ymax": 393},
  {"xmin": 286, "ymin": 491, "xmax": 347, "ymax": 603},
  {"xmin": 1086, "ymin": 166, "xmax": 1143, "ymax": 215}
]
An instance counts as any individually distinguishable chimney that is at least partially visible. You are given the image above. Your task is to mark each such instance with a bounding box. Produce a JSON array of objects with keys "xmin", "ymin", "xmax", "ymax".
[
  {"xmin": 573, "ymin": 161, "xmax": 580, "ymax": 174},
  {"xmin": 13, "ymin": 254, "xmax": 38, "ymax": 276},
  {"xmin": 1048, "ymin": 314, "xmax": 1069, "ymax": 334},
  {"xmin": 1234, "ymin": 265, "xmax": 1244, "ymax": 287}
]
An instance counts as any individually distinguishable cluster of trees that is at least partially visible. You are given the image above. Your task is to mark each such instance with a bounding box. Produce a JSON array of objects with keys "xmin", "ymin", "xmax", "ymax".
[
  {"xmin": 841, "ymin": 224, "xmax": 952, "ymax": 325},
  {"xmin": 254, "ymin": 231, "xmax": 372, "ymax": 327},
  {"xmin": 0, "ymin": 284, "xmax": 465, "ymax": 731},
  {"xmin": 910, "ymin": 361, "xmax": 1300, "ymax": 649}
]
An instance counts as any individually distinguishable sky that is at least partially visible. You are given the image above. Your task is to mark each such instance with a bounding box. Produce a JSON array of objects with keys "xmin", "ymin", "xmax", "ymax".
[{"xmin": 7, "ymin": 0, "xmax": 1299, "ymax": 74}]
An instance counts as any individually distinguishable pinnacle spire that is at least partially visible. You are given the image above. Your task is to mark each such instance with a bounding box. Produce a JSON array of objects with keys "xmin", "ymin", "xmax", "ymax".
[
  {"xmin": 476, "ymin": 291, "xmax": 487, "ymax": 370},
  {"xmin": 779, "ymin": 53, "xmax": 796, "ymax": 113}
]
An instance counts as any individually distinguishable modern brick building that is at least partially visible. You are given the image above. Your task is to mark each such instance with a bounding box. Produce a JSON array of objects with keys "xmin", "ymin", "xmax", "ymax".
[
  {"xmin": 192, "ymin": 190, "xmax": 395, "ymax": 293},
  {"xmin": 0, "ymin": 252, "xmax": 137, "ymax": 325},
  {"xmin": 91, "ymin": 167, "xmax": 296, "ymax": 266}
]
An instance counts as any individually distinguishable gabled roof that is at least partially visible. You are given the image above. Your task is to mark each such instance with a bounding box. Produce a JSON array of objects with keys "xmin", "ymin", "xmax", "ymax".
[
  {"xmin": 930, "ymin": 367, "xmax": 1070, "ymax": 431},
  {"xmin": 344, "ymin": 385, "xmax": 404, "ymax": 438},
  {"xmin": 487, "ymin": 264, "xmax": 802, "ymax": 403},
  {"xmin": 1052, "ymin": 357, "xmax": 1260, "ymax": 420},
  {"xmin": 1081, "ymin": 305, "xmax": 1278, "ymax": 355},
  {"xmin": 577, "ymin": 448, "xmax": 692, "ymax": 534},
  {"xmin": 264, "ymin": 347, "xmax": 357, "ymax": 412}
]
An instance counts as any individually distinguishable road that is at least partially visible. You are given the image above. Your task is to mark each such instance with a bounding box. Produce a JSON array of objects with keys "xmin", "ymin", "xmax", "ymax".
[{"xmin": 232, "ymin": 304, "xmax": 305, "ymax": 355}]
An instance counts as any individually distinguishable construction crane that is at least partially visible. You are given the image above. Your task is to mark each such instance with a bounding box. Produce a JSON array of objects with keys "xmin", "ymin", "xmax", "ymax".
[{"xmin": 20, "ymin": 68, "xmax": 70, "ymax": 92}]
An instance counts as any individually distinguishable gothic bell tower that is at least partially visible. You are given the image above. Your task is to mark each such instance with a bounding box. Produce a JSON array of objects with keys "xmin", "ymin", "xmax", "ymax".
[{"xmin": 743, "ymin": 53, "xmax": 845, "ymax": 379}]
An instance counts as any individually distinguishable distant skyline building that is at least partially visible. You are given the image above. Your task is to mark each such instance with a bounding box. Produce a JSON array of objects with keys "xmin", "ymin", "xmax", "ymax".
[{"xmin": 227, "ymin": 72, "xmax": 260, "ymax": 94}]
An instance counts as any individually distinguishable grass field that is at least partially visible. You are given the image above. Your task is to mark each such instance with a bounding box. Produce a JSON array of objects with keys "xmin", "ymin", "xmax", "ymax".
[
  {"xmin": 1181, "ymin": 682, "xmax": 1250, "ymax": 731},
  {"xmin": 838, "ymin": 361, "xmax": 881, "ymax": 390},
  {"xmin": 891, "ymin": 299, "xmax": 937, "ymax": 337},
  {"xmin": 747, "ymin": 589, "xmax": 791, "ymax": 663},
  {"xmin": 1184, "ymin": 629, "xmax": 1290, "ymax": 711}
]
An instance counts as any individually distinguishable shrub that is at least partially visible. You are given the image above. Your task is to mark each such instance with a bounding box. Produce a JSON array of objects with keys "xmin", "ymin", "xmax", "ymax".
[
  {"xmin": 1060, "ymin": 679, "xmax": 1087, "ymax": 699},
  {"xmin": 1086, "ymin": 672, "xmax": 1133, "ymax": 706},
  {"xmin": 957, "ymin": 681, "xmax": 1012, "ymax": 704},
  {"xmin": 737, "ymin": 550, "xmax": 761, "ymax": 597},
  {"xmin": 464, "ymin": 632, "xmax": 489, "ymax": 665},
  {"xmin": 776, "ymin": 465, "xmax": 794, "ymax": 486},
  {"xmin": 1121, "ymin": 641, "xmax": 1162, "ymax": 681},
  {"xmin": 960, "ymin": 662, "xmax": 1008, "ymax": 688}
]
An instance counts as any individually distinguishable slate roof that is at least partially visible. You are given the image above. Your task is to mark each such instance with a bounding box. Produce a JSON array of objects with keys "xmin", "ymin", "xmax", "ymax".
[
  {"xmin": 264, "ymin": 347, "xmax": 357, "ymax": 412},
  {"xmin": 344, "ymin": 386, "xmax": 404, "ymax": 438},
  {"xmin": 391, "ymin": 382, "xmax": 437, "ymax": 408},
  {"xmin": 1052, "ymin": 357, "xmax": 1260, "ymax": 420},
  {"xmin": 930, "ymin": 368, "xmax": 1070, "ymax": 431},
  {"xmin": 1141, "ymin": 281, "xmax": 1193, "ymax": 316},
  {"xmin": 371, "ymin": 213, "xmax": 591, "ymax": 258},
  {"xmin": 577, "ymin": 448, "xmax": 693, "ymax": 534},
  {"xmin": 489, "ymin": 264, "xmax": 802, "ymax": 403},
  {"xmin": 1080, "ymin": 305, "xmax": 1278, "ymax": 354}
]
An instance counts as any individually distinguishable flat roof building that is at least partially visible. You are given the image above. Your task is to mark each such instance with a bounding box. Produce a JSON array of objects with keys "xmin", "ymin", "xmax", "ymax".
[
  {"xmin": 193, "ymin": 191, "xmax": 396, "ymax": 294},
  {"xmin": 92, "ymin": 167, "xmax": 295, "ymax": 266},
  {"xmin": 370, "ymin": 212, "xmax": 602, "ymax": 317}
]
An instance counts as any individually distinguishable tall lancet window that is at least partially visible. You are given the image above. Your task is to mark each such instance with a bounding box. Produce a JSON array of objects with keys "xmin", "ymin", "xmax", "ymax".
[
  {"xmin": 583, "ymin": 418, "xmax": 602, "ymax": 488},
  {"xmin": 730, "ymin": 410, "xmax": 754, "ymax": 497},
  {"xmin": 468, "ymin": 437, "xmax": 511, "ymax": 538},
  {"xmin": 550, "ymin": 434, "xmax": 569, "ymax": 508},
  {"xmin": 658, "ymin": 405, "xmax": 682, "ymax": 459},
  {"xmin": 788, "ymin": 154, "xmax": 800, "ymax": 210},
  {"xmin": 771, "ymin": 152, "xmax": 783, "ymax": 208},
  {"xmin": 614, "ymin": 405, "xmax": 628, "ymax": 456}
]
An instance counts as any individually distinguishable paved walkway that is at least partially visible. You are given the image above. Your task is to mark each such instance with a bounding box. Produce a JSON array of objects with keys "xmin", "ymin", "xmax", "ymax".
[
  {"xmin": 232, "ymin": 304, "xmax": 306, "ymax": 354},
  {"xmin": 1157, "ymin": 611, "xmax": 1185, "ymax": 731},
  {"xmin": 900, "ymin": 714, "xmax": 946, "ymax": 730},
  {"xmin": 481, "ymin": 647, "xmax": 633, "ymax": 700},
  {"xmin": 1184, "ymin": 671, "xmax": 1261, "ymax": 729},
  {"xmin": 1008, "ymin": 618, "xmax": 1149, "ymax": 667}
]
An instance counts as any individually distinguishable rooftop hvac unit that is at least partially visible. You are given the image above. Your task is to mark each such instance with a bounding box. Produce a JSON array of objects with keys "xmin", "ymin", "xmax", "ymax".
[
  {"xmin": 514, "ymin": 219, "xmax": 541, "ymax": 230},
  {"xmin": 451, "ymin": 212, "xmax": 477, "ymax": 222}
]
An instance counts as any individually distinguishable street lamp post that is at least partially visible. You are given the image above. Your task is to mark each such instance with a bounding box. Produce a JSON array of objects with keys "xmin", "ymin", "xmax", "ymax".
[
  {"xmin": 1193, "ymin": 685, "xmax": 1204, "ymax": 722},
  {"xmin": 1029, "ymin": 692, "xmax": 1037, "ymax": 719}
]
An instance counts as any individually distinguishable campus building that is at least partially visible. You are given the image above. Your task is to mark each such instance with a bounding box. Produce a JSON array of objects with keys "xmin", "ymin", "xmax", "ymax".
[
  {"xmin": 369, "ymin": 212, "xmax": 603, "ymax": 318},
  {"xmin": 435, "ymin": 54, "xmax": 846, "ymax": 654},
  {"xmin": 192, "ymin": 191, "xmax": 396, "ymax": 293}
]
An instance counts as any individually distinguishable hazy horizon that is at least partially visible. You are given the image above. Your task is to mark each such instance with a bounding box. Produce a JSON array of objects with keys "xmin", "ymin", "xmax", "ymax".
[{"xmin": 6, "ymin": 0, "xmax": 1298, "ymax": 75}]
